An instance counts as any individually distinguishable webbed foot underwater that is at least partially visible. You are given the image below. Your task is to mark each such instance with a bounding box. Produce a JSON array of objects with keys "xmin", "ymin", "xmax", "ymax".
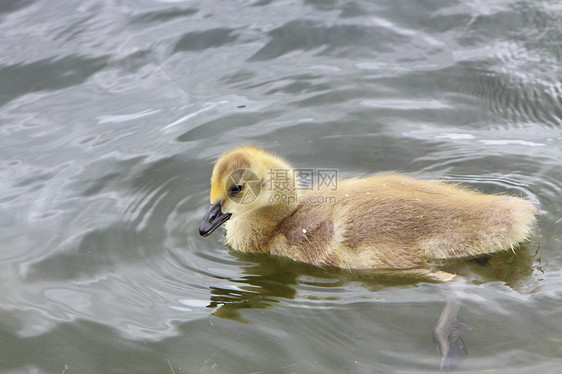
[{"xmin": 199, "ymin": 146, "xmax": 537, "ymax": 272}]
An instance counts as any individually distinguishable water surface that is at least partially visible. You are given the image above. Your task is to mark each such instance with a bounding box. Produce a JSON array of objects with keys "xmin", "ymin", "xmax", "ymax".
[{"xmin": 1, "ymin": 0, "xmax": 561, "ymax": 373}]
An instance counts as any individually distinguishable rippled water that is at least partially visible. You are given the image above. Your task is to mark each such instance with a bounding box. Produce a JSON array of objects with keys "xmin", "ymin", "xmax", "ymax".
[{"xmin": 1, "ymin": 0, "xmax": 561, "ymax": 373}]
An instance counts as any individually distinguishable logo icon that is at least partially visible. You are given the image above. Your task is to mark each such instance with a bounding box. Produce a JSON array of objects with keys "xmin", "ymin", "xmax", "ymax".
[{"xmin": 225, "ymin": 168, "xmax": 262, "ymax": 204}]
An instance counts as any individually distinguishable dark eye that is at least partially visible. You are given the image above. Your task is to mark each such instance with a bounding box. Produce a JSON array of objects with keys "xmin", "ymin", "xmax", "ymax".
[{"xmin": 229, "ymin": 184, "xmax": 243, "ymax": 195}]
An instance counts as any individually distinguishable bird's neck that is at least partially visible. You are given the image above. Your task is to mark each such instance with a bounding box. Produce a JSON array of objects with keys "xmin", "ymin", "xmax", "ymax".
[{"xmin": 224, "ymin": 199, "xmax": 299, "ymax": 253}]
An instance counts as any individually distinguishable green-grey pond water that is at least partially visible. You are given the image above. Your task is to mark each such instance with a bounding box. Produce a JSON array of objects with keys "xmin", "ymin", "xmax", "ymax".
[{"xmin": 0, "ymin": 0, "xmax": 561, "ymax": 373}]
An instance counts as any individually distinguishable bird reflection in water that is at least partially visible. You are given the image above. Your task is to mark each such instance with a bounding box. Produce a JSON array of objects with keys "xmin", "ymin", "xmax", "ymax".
[{"xmin": 207, "ymin": 246, "xmax": 539, "ymax": 371}]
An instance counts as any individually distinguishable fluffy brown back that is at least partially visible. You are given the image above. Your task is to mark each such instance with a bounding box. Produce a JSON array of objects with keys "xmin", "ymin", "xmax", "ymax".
[{"xmin": 272, "ymin": 174, "xmax": 536, "ymax": 269}]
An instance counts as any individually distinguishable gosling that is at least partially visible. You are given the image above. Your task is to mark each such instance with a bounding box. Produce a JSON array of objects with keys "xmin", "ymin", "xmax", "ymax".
[{"xmin": 200, "ymin": 146, "xmax": 537, "ymax": 278}]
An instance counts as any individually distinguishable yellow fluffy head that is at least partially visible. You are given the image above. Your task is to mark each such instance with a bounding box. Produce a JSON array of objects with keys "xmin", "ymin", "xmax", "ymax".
[{"xmin": 208, "ymin": 145, "xmax": 296, "ymax": 217}]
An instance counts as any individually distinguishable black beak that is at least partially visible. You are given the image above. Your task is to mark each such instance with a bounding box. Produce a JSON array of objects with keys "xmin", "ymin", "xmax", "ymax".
[{"xmin": 199, "ymin": 202, "xmax": 231, "ymax": 237}]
